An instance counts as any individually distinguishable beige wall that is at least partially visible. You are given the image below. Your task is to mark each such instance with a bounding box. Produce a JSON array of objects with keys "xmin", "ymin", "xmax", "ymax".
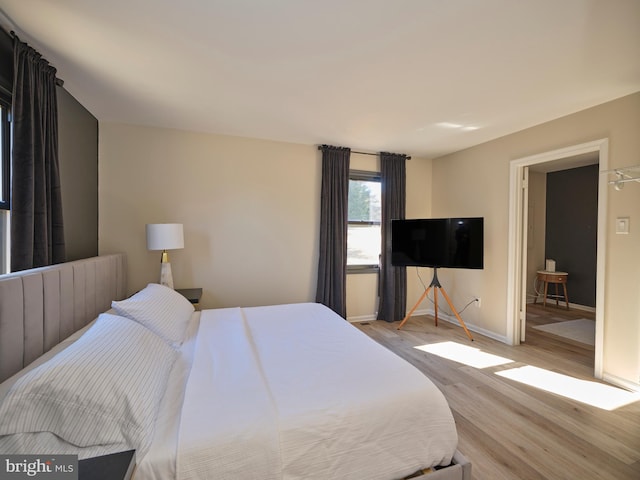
[
  {"xmin": 431, "ymin": 91, "xmax": 640, "ymax": 386},
  {"xmin": 99, "ymin": 124, "xmax": 432, "ymax": 320},
  {"xmin": 99, "ymin": 91, "xmax": 639, "ymax": 385},
  {"xmin": 99, "ymin": 124, "xmax": 321, "ymax": 309}
]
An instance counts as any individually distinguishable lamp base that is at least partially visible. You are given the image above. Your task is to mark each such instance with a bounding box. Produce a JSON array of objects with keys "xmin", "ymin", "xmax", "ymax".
[{"xmin": 160, "ymin": 262, "xmax": 174, "ymax": 289}]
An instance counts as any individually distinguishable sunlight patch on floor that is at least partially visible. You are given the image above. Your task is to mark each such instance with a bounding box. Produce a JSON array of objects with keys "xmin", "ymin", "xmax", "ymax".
[
  {"xmin": 414, "ymin": 341, "xmax": 514, "ymax": 368},
  {"xmin": 496, "ymin": 365, "xmax": 640, "ymax": 410}
]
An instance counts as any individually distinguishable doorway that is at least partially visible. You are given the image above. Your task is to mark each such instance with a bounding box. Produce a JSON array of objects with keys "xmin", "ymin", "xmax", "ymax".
[{"xmin": 506, "ymin": 139, "xmax": 608, "ymax": 380}]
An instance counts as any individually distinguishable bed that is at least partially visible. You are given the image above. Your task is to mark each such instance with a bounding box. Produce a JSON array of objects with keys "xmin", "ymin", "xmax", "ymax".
[{"xmin": 0, "ymin": 255, "xmax": 472, "ymax": 480}]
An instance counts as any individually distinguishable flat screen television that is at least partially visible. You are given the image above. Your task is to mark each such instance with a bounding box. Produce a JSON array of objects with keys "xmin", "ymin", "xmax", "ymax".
[{"xmin": 391, "ymin": 217, "xmax": 484, "ymax": 269}]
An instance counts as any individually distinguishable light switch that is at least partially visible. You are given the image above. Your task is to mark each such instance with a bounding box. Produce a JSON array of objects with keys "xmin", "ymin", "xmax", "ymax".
[{"xmin": 616, "ymin": 217, "xmax": 630, "ymax": 234}]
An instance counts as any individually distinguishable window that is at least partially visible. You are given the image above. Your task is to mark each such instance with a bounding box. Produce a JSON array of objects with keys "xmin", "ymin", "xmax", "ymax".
[
  {"xmin": 0, "ymin": 96, "xmax": 10, "ymax": 274},
  {"xmin": 347, "ymin": 170, "xmax": 381, "ymax": 272},
  {"xmin": 0, "ymin": 100, "xmax": 8, "ymax": 210}
]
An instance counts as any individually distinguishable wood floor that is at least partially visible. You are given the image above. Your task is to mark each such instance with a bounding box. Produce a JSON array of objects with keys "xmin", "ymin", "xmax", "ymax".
[{"xmin": 355, "ymin": 304, "xmax": 640, "ymax": 480}]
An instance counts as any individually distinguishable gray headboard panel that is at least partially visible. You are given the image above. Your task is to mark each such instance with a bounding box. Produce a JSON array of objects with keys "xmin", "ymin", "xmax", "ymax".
[{"xmin": 0, "ymin": 254, "xmax": 127, "ymax": 383}]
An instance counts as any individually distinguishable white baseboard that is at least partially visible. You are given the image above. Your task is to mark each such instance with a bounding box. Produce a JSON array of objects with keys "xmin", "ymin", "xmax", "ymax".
[
  {"xmin": 411, "ymin": 308, "xmax": 510, "ymax": 344},
  {"xmin": 526, "ymin": 299, "xmax": 596, "ymax": 313},
  {"xmin": 567, "ymin": 303, "xmax": 596, "ymax": 313},
  {"xmin": 349, "ymin": 308, "xmax": 510, "ymax": 344},
  {"xmin": 602, "ymin": 372, "xmax": 640, "ymax": 393},
  {"xmin": 347, "ymin": 313, "xmax": 377, "ymax": 323}
]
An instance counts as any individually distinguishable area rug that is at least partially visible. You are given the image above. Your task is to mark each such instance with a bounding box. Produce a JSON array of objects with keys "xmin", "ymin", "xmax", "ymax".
[{"xmin": 532, "ymin": 319, "xmax": 595, "ymax": 346}]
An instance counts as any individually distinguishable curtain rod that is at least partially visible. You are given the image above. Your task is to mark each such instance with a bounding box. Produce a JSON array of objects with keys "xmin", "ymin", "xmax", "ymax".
[
  {"xmin": 1, "ymin": 19, "xmax": 65, "ymax": 87},
  {"xmin": 317, "ymin": 145, "xmax": 411, "ymax": 160}
]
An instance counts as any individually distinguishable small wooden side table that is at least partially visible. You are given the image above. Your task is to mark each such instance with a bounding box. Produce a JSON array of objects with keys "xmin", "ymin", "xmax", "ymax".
[
  {"xmin": 535, "ymin": 270, "xmax": 569, "ymax": 309},
  {"xmin": 176, "ymin": 287, "xmax": 203, "ymax": 310}
]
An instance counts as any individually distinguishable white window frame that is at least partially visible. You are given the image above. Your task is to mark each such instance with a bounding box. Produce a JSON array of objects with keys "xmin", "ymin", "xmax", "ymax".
[
  {"xmin": 347, "ymin": 170, "xmax": 381, "ymax": 274},
  {"xmin": 0, "ymin": 98, "xmax": 10, "ymax": 274}
]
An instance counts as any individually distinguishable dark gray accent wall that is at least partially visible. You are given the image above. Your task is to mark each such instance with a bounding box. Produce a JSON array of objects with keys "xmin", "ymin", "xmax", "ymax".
[
  {"xmin": 57, "ymin": 87, "xmax": 98, "ymax": 260},
  {"xmin": 0, "ymin": 29, "xmax": 12, "ymax": 96},
  {"xmin": 545, "ymin": 164, "xmax": 598, "ymax": 307}
]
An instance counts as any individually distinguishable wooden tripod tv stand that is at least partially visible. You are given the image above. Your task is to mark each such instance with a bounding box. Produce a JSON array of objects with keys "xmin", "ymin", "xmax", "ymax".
[{"xmin": 397, "ymin": 268, "xmax": 474, "ymax": 341}]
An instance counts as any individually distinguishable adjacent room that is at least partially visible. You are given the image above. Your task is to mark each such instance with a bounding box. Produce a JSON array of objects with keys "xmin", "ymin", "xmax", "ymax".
[{"xmin": 0, "ymin": 1, "xmax": 639, "ymax": 479}]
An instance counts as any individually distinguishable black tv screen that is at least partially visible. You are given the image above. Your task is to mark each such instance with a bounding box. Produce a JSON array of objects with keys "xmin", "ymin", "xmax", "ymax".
[{"xmin": 391, "ymin": 217, "xmax": 484, "ymax": 269}]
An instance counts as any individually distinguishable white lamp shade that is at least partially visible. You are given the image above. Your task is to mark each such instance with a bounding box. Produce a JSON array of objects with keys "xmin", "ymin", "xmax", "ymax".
[{"xmin": 146, "ymin": 223, "xmax": 184, "ymax": 251}]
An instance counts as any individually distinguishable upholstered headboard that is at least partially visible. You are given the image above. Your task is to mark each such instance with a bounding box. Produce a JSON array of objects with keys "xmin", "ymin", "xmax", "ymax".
[{"xmin": 0, "ymin": 254, "xmax": 127, "ymax": 383}]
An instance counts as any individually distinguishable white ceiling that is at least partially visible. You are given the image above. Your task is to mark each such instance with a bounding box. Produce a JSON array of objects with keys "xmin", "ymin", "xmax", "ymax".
[{"xmin": 1, "ymin": 0, "xmax": 639, "ymax": 158}]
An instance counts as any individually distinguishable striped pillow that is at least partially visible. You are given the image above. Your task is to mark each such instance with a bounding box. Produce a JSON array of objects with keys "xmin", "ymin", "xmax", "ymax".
[
  {"xmin": 112, "ymin": 283, "xmax": 194, "ymax": 348},
  {"xmin": 0, "ymin": 313, "xmax": 177, "ymax": 458}
]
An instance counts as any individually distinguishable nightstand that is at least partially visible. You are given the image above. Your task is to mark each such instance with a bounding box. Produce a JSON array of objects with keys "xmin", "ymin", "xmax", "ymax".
[
  {"xmin": 176, "ymin": 287, "xmax": 203, "ymax": 309},
  {"xmin": 534, "ymin": 270, "xmax": 569, "ymax": 309},
  {"xmin": 79, "ymin": 450, "xmax": 135, "ymax": 480}
]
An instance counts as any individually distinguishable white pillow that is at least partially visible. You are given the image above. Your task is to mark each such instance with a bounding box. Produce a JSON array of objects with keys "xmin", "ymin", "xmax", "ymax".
[
  {"xmin": 0, "ymin": 313, "xmax": 177, "ymax": 458},
  {"xmin": 111, "ymin": 283, "xmax": 194, "ymax": 348}
]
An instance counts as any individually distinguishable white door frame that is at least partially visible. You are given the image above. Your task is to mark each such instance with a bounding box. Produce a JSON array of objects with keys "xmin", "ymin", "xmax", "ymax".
[{"xmin": 506, "ymin": 139, "xmax": 608, "ymax": 379}]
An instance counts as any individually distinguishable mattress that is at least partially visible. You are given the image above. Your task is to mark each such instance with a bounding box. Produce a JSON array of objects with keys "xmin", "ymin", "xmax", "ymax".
[
  {"xmin": 0, "ymin": 302, "xmax": 458, "ymax": 480},
  {"xmin": 172, "ymin": 303, "xmax": 458, "ymax": 480},
  {"xmin": 135, "ymin": 312, "xmax": 201, "ymax": 480}
]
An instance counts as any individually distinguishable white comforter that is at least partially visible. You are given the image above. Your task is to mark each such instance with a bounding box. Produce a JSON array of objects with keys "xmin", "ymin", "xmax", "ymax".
[{"xmin": 176, "ymin": 303, "xmax": 457, "ymax": 480}]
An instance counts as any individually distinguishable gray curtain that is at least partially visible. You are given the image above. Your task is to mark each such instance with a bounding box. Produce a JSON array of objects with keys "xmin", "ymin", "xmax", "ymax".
[
  {"xmin": 316, "ymin": 145, "xmax": 350, "ymax": 317},
  {"xmin": 10, "ymin": 36, "xmax": 65, "ymax": 272},
  {"xmin": 377, "ymin": 152, "xmax": 407, "ymax": 322}
]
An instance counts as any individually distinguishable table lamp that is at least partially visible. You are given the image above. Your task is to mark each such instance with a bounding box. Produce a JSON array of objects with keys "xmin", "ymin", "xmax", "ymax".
[{"xmin": 146, "ymin": 223, "xmax": 184, "ymax": 289}]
